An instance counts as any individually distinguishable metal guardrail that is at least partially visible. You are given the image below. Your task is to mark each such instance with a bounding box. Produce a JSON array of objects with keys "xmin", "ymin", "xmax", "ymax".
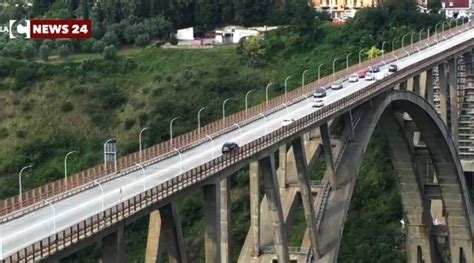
[{"xmin": 2, "ymin": 22, "xmax": 473, "ymax": 262}]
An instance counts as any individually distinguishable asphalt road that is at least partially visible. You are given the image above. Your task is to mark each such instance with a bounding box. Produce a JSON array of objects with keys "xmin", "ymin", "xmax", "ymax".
[{"xmin": 0, "ymin": 27, "xmax": 472, "ymax": 259}]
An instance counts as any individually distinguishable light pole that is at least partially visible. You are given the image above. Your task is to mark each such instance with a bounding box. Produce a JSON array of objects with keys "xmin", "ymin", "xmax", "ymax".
[
  {"xmin": 245, "ymin": 90, "xmax": 254, "ymax": 110},
  {"xmin": 103, "ymin": 138, "xmax": 117, "ymax": 174},
  {"xmin": 222, "ymin": 98, "xmax": 234, "ymax": 124},
  {"xmin": 346, "ymin": 53, "xmax": 352, "ymax": 69},
  {"xmin": 135, "ymin": 163, "xmax": 146, "ymax": 191},
  {"xmin": 358, "ymin": 49, "xmax": 364, "ymax": 64},
  {"xmin": 44, "ymin": 200, "xmax": 56, "ymax": 234},
  {"xmin": 284, "ymin": 76, "xmax": 292, "ymax": 97},
  {"xmin": 139, "ymin": 127, "xmax": 150, "ymax": 162},
  {"xmin": 94, "ymin": 180, "xmax": 104, "ymax": 210},
  {"xmin": 205, "ymin": 135, "xmax": 215, "ymax": 158},
  {"xmin": 265, "ymin": 83, "xmax": 273, "ymax": 108},
  {"xmin": 282, "ymin": 103, "xmax": 289, "ymax": 115},
  {"xmin": 392, "ymin": 38, "xmax": 398, "ymax": 53},
  {"xmin": 302, "ymin": 69, "xmax": 310, "ymax": 88},
  {"xmin": 410, "ymin": 32, "xmax": 416, "ymax": 45},
  {"xmin": 419, "ymin": 28, "xmax": 425, "ymax": 42},
  {"xmin": 332, "ymin": 58, "xmax": 340, "ymax": 80},
  {"xmin": 197, "ymin": 107, "xmax": 206, "ymax": 136},
  {"xmin": 318, "ymin": 63, "xmax": 325, "ymax": 82},
  {"xmin": 173, "ymin": 148, "xmax": 182, "ymax": 174},
  {"xmin": 381, "ymin": 41, "xmax": 387, "ymax": 58},
  {"xmin": 170, "ymin": 117, "xmax": 180, "ymax": 147},
  {"xmin": 427, "ymin": 27, "xmax": 431, "ymax": 38},
  {"xmin": 401, "ymin": 33, "xmax": 410, "ymax": 50},
  {"xmin": 64, "ymin": 150, "xmax": 78, "ymax": 183},
  {"xmin": 435, "ymin": 22, "xmax": 442, "ymax": 38},
  {"xmin": 233, "ymin": 123, "xmax": 242, "ymax": 145},
  {"xmin": 18, "ymin": 165, "xmax": 32, "ymax": 194}
]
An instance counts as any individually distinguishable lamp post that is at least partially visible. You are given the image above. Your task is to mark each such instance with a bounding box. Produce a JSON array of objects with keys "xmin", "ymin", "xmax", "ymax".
[
  {"xmin": 265, "ymin": 83, "xmax": 273, "ymax": 108},
  {"xmin": 332, "ymin": 58, "xmax": 341, "ymax": 80},
  {"xmin": 64, "ymin": 150, "xmax": 78, "ymax": 183},
  {"xmin": 302, "ymin": 69, "xmax": 310, "ymax": 88},
  {"xmin": 284, "ymin": 76, "xmax": 292, "ymax": 97},
  {"xmin": 222, "ymin": 98, "xmax": 234, "ymax": 124},
  {"xmin": 233, "ymin": 123, "xmax": 242, "ymax": 145},
  {"xmin": 205, "ymin": 135, "xmax": 215, "ymax": 158},
  {"xmin": 135, "ymin": 163, "xmax": 146, "ymax": 191},
  {"xmin": 173, "ymin": 148, "xmax": 182, "ymax": 174},
  {"xmin": 197, "ymin": 107, "xmax": 206, "ymax": 136},
  {"xmin": 139, "ymin": 127, "xmax": 149, "ymax": 162},
  {"xmin": 44, "ymin": 200, "xmax": 56, "ymax": 234},
  {"xmin": 245, "ymin": 90, "xmax": 254, "ymax": 110},
  {"xmin": 401, "ymin": 33, "xmax": 410, "ymax": 50},
  {"xmin": 318, "ymin": 63, "xmax": 325, "ymax": 82},
  {"xmin": 18, "ymin": 165, "xmax": 32, "ymax": 194},
  {"xmin": 392, "ymin": 38, "xmax": 398, "ymax": 53},
  {"xmin": 358, "ymin": 49, "xmax": 364, "ymax": 64},
  {"xmin": 170, "ymin": 117, "xmax": 180, "ymax": 147},
  {"xmin": 94, "ymin": 180, "xmax": 104, "ymax": 211},
  {"xmin": 410, "ymin": 32, "xmax": 416, "ymax": 45},
  {"xmin": 381, "ymin": 41, "xmax": 387, "ymax": 58},
  {"xmin": 419, "ymin": 28, "xmax": 425, "ymax": 42},
  {"xmin": 346, "ymin": 53, "xmax": 352, "ymax": 69},
  {"xmin": 435, "ymin": 22, "xmax": 442, "ymax": 38},
  {"xmin": 103, "ymin": 138, "xmax": 117, "ymax": 174}
]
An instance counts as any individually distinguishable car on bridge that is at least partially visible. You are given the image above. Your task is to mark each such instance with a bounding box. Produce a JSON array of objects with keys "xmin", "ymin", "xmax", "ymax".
[
  {"xmin": 222, "ymin": 142, "xmax": 239, "ymax": 154},
  {"xmin": 313, "ymin": 88, "xmax": 326, "ymax": 98},
  {"xmin": 331, "ymin": 81, "xmax": 343, "ymax": 90},
  {"xmin": 367, "ymin": 64, "xmax": 382, "ymax": 73},
  {"xmin": 388, "ymin": 64, "xmax": 398, "ymax": 72},
  {"xmin": 312, "ymin": 99, "xmax": 324, "ymax": 108},
  {"xmin": 348, "ymin": 74, "xmax": 359, "ymax": 82},
  {"xmin": 364, "ymin": 74, "xmax": 375, "ymax": 81},
  {"xmin": 357, "ymin": 70, "xmax": 366, "ymax": 78},
  {"xmin": 282, "ymin": 118, "xmax": 295, "ymax": 126}
]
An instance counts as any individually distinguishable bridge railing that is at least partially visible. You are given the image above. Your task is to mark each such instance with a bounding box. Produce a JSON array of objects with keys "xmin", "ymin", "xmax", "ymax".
[
  {"xmin": 0, "ymin": 21, "xmax": 470, "ymax": 222},
  {"xmin": 5, "ymin": 25, "xmax": 473, "ymax": 261}
]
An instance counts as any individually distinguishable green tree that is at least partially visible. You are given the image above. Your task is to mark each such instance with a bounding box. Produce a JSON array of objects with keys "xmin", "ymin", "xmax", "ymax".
[
  {"xmin": 427, "ymin": 0, "xmax": 442, "ymax": 13},
  {"xmin": 81, "ymin": 0, "xmax": 89, "ymax": 19},
  {"xmin": 135, "ymin": 34, "xmax": 150, "ymax": 47},
  {"xmin": 39, "ymin": 44, "xmax": 51, "ymax": 62},
  {"xmin": 239, "ymin": 36, "xmax": 266, "ymax": 67},
  {"xmin": 92, "ymin": 40, "xmax": 105, "ymax": 53},
  {"xmin": 124, "ymin": 25, "xmax": 139, "ymax": 43},
  {"xmin": 103, "ymin": 45, "xmax": 117, "ymax": 60},
  {"xmin": 22, "ymin": 43, "xmax": 36, "ymax": 61},
  {"xmin": 58, "ymin": 45, "xmax": 70, "ymax": 60},
  {"xmin": 102, "ymin": 31, "xmax": 119, "ymax": 46}
]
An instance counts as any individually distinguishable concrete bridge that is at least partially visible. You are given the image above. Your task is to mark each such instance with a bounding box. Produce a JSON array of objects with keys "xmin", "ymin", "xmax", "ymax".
[{"xmin": 1, "ymin": 23, "xmax": 474, "ymax": 263}]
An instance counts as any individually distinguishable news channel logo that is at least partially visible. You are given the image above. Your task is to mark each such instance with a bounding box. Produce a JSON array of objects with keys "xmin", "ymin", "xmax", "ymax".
[{"xmin": 9, "ymin": 19, "xmax": 31, "ymax": 39}]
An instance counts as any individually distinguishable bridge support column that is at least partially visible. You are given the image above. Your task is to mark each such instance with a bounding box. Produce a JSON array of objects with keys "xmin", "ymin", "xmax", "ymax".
[
  {"xmin": 407, "ymin": 77, "xmax": 414, "ymax": 92},
  {"xmin": 413, "ymin": 74, "xmax": 421, "ymax": 95},
  {"xmin": 320, "ymin": 123, "xmax": 335, "ymax": 186},
  {"xmin": 145, "ymin": 202, "xmax": 187, "ymax": 263},
  {"xmin": 250, "ymin": 161, "xmax": 261, "ymax": 257},
  {"xmin": 102, "ymin": 223, "xmax": 127, "ymax": 263},
  {"xmin": 292, "ymin": 137, "xmax": 321, "ymax": 258},
  {"xmin": 278, "ymin": 144, "xmax": 287, "ymax": 190},
  {"xmin": 220, "ymin": 179, "xmax": 231, "ymax": 263},
  {"xmin": 259, "ymin": 155, "xmax": 290, "ymax": 263},
  {"xmin": 448, "ymin": 58, "xmax": 459, "ymax": 146},
  {"xmin": 344, "ymin": 111, "xmax": 355, "ymax": 141},
  {"xmin": 438, "ymin": 63, "xmax": 448, "ymax": 124},
  {"xmin": 203, "ymin": 183, "xmax": 221, "ymax": 263},
  {"xmin": 425, "ymin": 69, "xmax": 434, "ymax": 104}
]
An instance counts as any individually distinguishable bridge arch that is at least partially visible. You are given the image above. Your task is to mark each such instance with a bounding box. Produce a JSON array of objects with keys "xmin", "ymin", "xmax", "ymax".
[{"xmin": 320, "ymin": 91, "xmax": 474, "ymax": 262}]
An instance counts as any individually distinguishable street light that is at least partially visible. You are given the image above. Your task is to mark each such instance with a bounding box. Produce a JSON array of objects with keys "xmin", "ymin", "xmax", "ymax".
[
  {"xmin": 302, "ymin": 69, "xmax": 310, "ymax": 88},
  {"xmin": 139, "ymin": 127, "xmax": 150, "ymax": 162},
  {"xmin": 392, "ymin": 38, "xmax": 398, "ymax": 53},
  {"xmin": 410, "ymin": 32, "xmax": 416, "ymax": 45},
  {"xmin": 346, "ymin": 53, "xmax": 352, "ymax": 69},
  {"xmin": 205, "ymin": 135, "xmax": 215, "ymax": 158},
  {"xmin": 401, "ymin": 33, "xmax": 410, "ymax": 50},
  {"xmin": 358, "ymin": 49, "xmax": 364, "ymax": 64},
  {"xmin": 135, "ymin": 163, "xmax": 146, "ymax": 191},
  {"xmin": 64, "ymin": 150, "xmax": 78, "ymax": 183},
  {"xmin": 170, "ymin": 117, "xmax": 180, "ymax": 147},
  {"xmin": 245, "ymin": 90, "xmax": 254, "ymax": 110},
  {"xmin": 318, "ymin": 63, "xmax": 325, "ymax": 82},
  {"xmin": 222, "ymin": 98, "xmax": 235, "ymax": 124},
  {"xmin": 173, "ymin": 148, "xmax": 182, "ymax": 174},
  {"xmin": 332, "ymin": 58, "xmax": 341, "ymax": 80},
  {"xmin": 18, "ymin": 165, "xmax": 32, "ymax": 194},
  {"xmin": 284, "ymin": 76, "xmax": 292, "ymax": 97},
  {"xmin": 44, "ymin": 200, "xmax": 56, "ymax": 234},
  {"xmin": 197, "ymin": 107, "xmax": 206, "ymax": 136},
  {"xmin": 233, "ymin": 123, "xmax": 242, "ymax": 145},
  {"xmin": 103, "ymin": 138, "xmax": 117, "ymax": 174},
  {"xmin": 381, "ymin": 41, "xmax": 387, "ymax": 58},
  {"xmin": 265, "ymin": 83, "xmax": 273, "ymax": 108},
  {"xmin": 419, "ymin": 28, "xmax": 425, "ymax": 42},
  {"xmin": 94, "ymin": 180, "xmax": 104, "ymax": 210},
  {"xmin": 435, "ymin": 22, "xmax": 442, "ymax": 38}
]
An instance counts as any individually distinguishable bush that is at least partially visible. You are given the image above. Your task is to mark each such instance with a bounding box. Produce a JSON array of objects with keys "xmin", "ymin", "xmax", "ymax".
[
  {"xmin": 135, "ymin": 34, "xmax": 150, "ymax": 47},
  {"xmin": 58, "ymin": 45, "xmax": 70, "ymax": 60},
  {"xmin": 92, "ymin": 40, "xmax": 105, "ymax": 53},
  {"xmin": 123, "ymin": 118, "xmax": 136, "ymax": 130},
  {"xmin": 102, "ymin": 31, "xmax": 119, "ymax": 46},
  {"xmin": 60, "ymin": 101, "xmax": 74, "ymax": 112},
  {"xmin": 102, "ymin": 45, "xmax": 117, "ymax": 60},
  {"xmin": 43, "ymin": 39, "xmax": 55, "ymax": 49},
  {"xmin": 169, "ymin": 36, "xmax": 178, "ymax": 45},
  {"xmin": 22, "ymin": 43, "xmax": 36, "ymax": 61},
  {"xmin": 39, "ymin": 44, "xmax": 50, "ymax": 62},
  {"xmin": 79, "ymin": 39, "xmax": 94, "ymax": 53},
  {"xmin": 15, "ymin": 66, "xmax": 38, "ymax": 87}
]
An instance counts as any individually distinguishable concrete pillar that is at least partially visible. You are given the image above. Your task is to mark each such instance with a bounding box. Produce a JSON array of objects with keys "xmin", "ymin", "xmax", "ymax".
[
  {"xmin": 407, "ymin": 77, "xmax": 414, "ymax": 92},
  {"xmin": 203, "ymin": 184, "xmax": 221, "ymax": 263},
  {"xmin": 426, "ymin": 69, "xmax": 434, "ymax": 104},
  {"xmin": 291, "ymin": 137, "xmax": 321, "ymax": 258},
  {"xmin": 320, "ymin": 123, "xmax": 335, "ymax": 186},
  {"xmin": 249, "ymin": 162, "xmax": 261, "ymax": 257},
  {"xmin": 145, "ymin": 203, "xmax": 187, "ymax": 263},
  {"xmin": 278, "ymin": 144, "xmax": 287, "ymax": 190},
  {"xmin": 220, "ymin": 179, "xmax": 231, "ymax": 263},
  {"xmin": 343, "ymin": 111, "xmax": 355, "ymax": 141},
  {"xmin": 400, "ymin": 80, "xmax": 407, "ymax": 90},
  {"xmin": 413, "ymin": 74, "xmax": 421, "ymax": 95},
  {"xmin": 448, "ymin": 58, "xmax": 459, "ymax": 146},
  {"xmin": 438, "ymin": 63, "xmax": 448, "ymax": 124},
  {"xmin": 102, "ymin": 223, "xmax": 127, "ymax": 263},
  {"xmin": 259, "ymin": 155, "xmax": 290, "ymax": 263},
  {"xmin": 419, "ymin": 71, "xmax": 427, "ymax": 99}
]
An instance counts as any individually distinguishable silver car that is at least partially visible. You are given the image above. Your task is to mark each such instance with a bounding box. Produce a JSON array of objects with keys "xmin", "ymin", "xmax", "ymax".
[
  {"xmin": 313, "ymin": 88, "xmax": 326, "ymax": 98},
  {"xmin": 331, "ymin": 82, "xmax": 343, "ymax": 90}
]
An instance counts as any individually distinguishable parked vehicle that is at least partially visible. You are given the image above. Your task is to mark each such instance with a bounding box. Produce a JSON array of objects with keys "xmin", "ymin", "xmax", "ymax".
[
  {"xmin": 331, "ymin": 81, "xmax": 343, "ymax": 90},
  {"xmin": 312, "ymin": 99, "xmax": 324, "ymax": 108},
  {"xmin": 364, "ymin": 74, "xmax": 375, "ymax": 81},
  {"xmin": 313, "ymin": 88, "xmax": 327, "ymax": 98},
  {"xmin": 348, "ymin": 74, "xmax": 359, "ymax": 82},
  {"xmin": 282, "ymin": 118, "xmax": 295, "ymax": 126},
  {"xmin": 357, "ymin": 70, "xmax": 367, "ymax": 78},
  {"xmin": 222, "ymin": 142, "xmax": 239, "ymax": 154},
  {"xmin": 388, "ymin": 64, "xmax": 398, "ymax": 72}
]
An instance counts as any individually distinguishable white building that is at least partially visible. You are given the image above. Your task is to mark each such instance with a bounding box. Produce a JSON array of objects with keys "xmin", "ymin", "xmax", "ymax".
[
  {"xmin": 214, "ymin": 25, "xmax": 278, "ymax": 44},
  {"xmin": 176, "ymin": 27, "xmax": 195, "ymax": 41}
]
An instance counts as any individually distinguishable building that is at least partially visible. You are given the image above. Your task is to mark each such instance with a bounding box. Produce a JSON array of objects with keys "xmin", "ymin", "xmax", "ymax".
[
  {"xmin": 214, "ymin": 25, "xmax": 278, "ymax": 44},
  {"xmin": 441, "ymin": 0, "xmax": 472, "ymax": 19},
  {"xmin": 312, "ymin": 0, "xmax": 381, "ymax": 19}
]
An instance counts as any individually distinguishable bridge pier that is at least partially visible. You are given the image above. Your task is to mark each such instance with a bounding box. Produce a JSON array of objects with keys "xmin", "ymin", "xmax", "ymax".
[
  {"xmin": 102, "ymin": 222, "xmax": 127, "ymax": 263},
  {"xmin": 320, "ymin": 123, "xmax": 336, "ymax": 187},
  {"xmin": 438, "ymin": 63, "xmax": 449, "ymax": 124},
  {"xmin": 259, "ymin": 155, "xmax": 290, "ymax": 263},
  {"xmin": 249, "ymin": 161, "xmax": 261, "ymax": 257},
  {"xmin": 278, "ymin": 145, "xmax": 287, "ymax": 191},
  {"xmin": 203, "ymin": 183, "xmax": 221, "ymax": 263},
  {"xmin": 343, "ymin": 111, "xmax": 355, "ymax": 141},
  {"xmin": 220, "ymin": 178, "xmax": 231, "ymax": 263},
  {"xmin": 425, "ymin": 69, "xmax": 434, "ymax": 104},
  {"xmin": 448, "ymin": 58, "xmax": 459, "ymax": 146}
]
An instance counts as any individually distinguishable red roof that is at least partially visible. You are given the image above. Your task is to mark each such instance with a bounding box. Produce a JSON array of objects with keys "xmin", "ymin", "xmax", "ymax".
[
  {"xmin": 442, "ymin": 0, "xmax": 469, "ymax": 9},
  {"xmin": 331, "ymin": 18, "xmax": 345, "ymax": 25}
]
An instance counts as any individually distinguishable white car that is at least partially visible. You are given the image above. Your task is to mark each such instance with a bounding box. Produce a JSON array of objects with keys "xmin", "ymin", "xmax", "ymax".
[
  {"xmin": 282, "ymin": 118, "xmax": 295, "ymax": 126},
  {"xmin": 348, "ymin": 74, "xmax": 358, "ymax": 82},
  {"xmin": 364, "ymin": 74, "xmax": 375, "ymax": 81},
  {"xmin": 312, "ymin": 99, "xmax": 324, "ymax": 108}
]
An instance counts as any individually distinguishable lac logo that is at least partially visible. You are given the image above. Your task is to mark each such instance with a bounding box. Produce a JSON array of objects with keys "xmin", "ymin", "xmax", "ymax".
[{"xmin": 9, "ymin": 19, "xmax": 31, "ymax": 39}]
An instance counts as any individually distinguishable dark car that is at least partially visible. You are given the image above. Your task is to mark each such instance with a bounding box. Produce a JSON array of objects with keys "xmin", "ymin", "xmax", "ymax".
[
  {"xmin": 388, "ymin": 64, "xmax": 398, "ymax": 72},
  {"xmin": 222, "ymin": 142, "xmax": 239, "ymax": 154},
  {"xmin": 367, "ymin": 64, "xmax": 381, "ymax": 73},
  {"xmin": 313, "ymin": 88, "xmax": 326, "ymax": 98}
]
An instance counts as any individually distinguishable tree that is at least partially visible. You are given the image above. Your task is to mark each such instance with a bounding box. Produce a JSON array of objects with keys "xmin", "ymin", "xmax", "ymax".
[
  {"xmin": 92, "ymin": 40, "xmax": 105, "ymax": 53},
  {"xmin": 39, "ymin": 44, "xmax": 51, "ymax": 61},
  {"xmin": 22, "ymin": 43, "xmax": 36, "ymax": 61},
  {"xmin": 102, "ymin": 31, "xmax": 119, "ymax": 46},
  {"xmin": 427, "ymin": 0, "xmax": 442, "ymax": 13},
  {"xmin": 43, "ymin": 39, "xmax": 55, "ymax": 49},
  {"xmin": 239, "ymin": 36, "xmax": 266, "ymax": 67},
  {"xmin": 103, "ymin": 45, "xmax": 117, "ymax": 60},
  {"xmin": 58, "ymin": 45, "xmax": 70, "ymax": 60},
  {"xmin": 124, "ymin": 25, "xmax": 139, "ymax": 43},
  {"xmin": 81, "ymin": 0, "xmax": 89, "ymax": 19},
  {"xmin": 135, "ymin": 34, "xmax": 150, "ymax": 47}
]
